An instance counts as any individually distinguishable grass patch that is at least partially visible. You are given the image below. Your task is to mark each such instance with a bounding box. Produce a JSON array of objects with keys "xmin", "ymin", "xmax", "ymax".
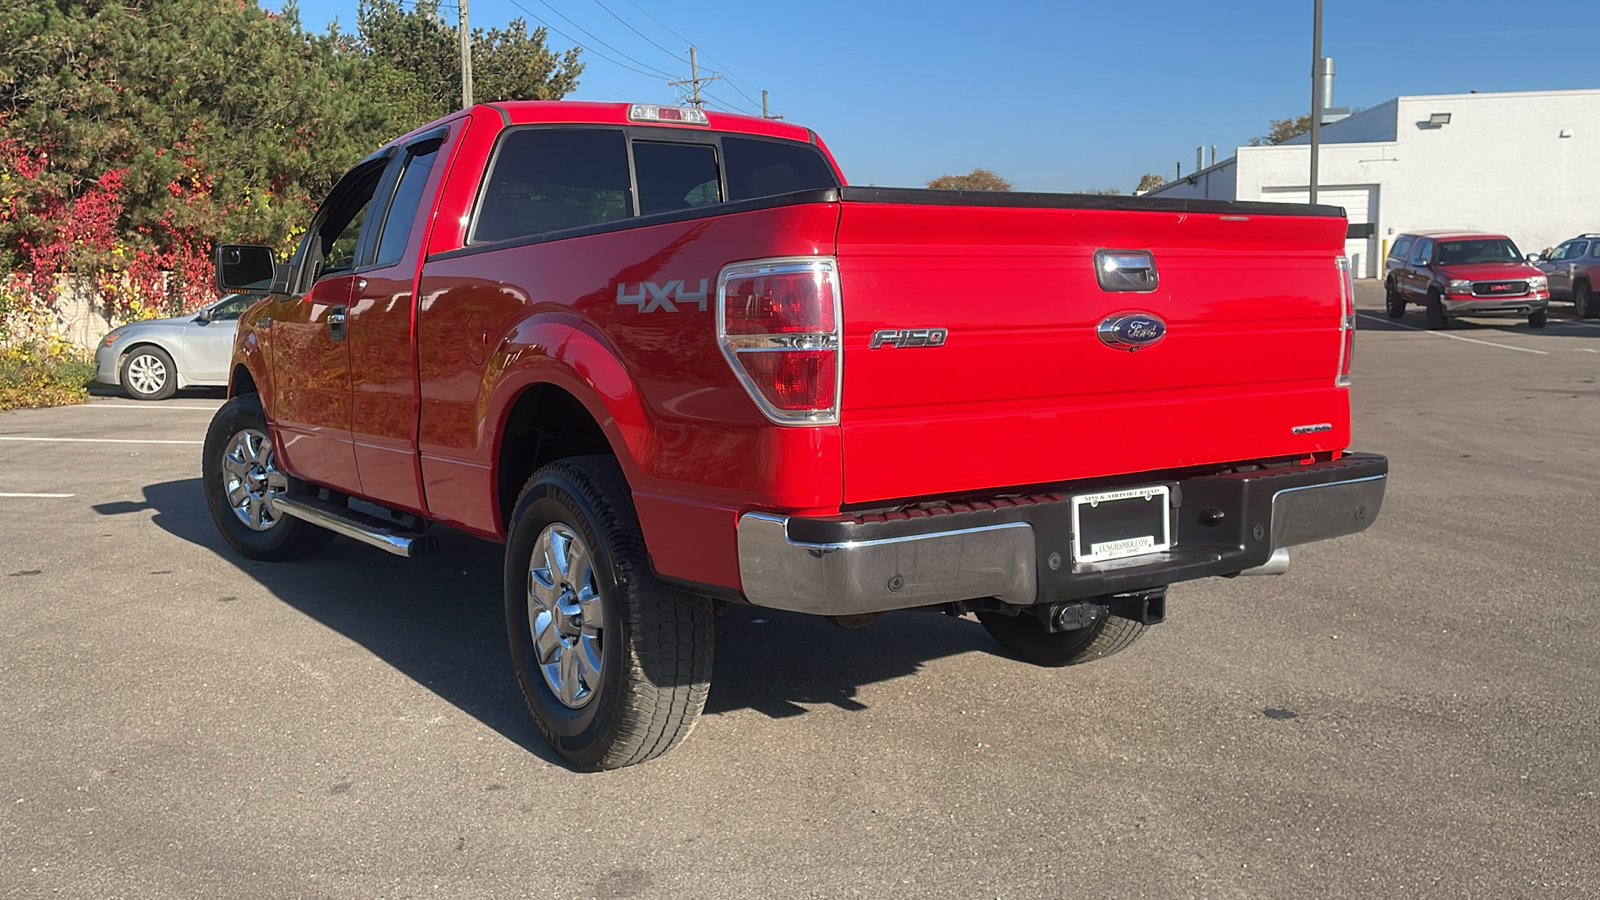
[{"xmin": 0, "ymin": 343, "xmax": 97, "ymax": 411}]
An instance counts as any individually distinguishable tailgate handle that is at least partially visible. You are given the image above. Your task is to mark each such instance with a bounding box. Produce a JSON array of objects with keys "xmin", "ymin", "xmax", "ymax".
[{"xmin": 1094, "ymin": 250, "xmax": 1159, "ymax": 293}]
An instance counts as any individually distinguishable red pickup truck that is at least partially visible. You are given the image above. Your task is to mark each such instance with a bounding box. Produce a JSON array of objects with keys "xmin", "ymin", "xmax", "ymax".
[{"xmin": 207, "ymin": 101, "xmax": 1387, "ymax": 769}]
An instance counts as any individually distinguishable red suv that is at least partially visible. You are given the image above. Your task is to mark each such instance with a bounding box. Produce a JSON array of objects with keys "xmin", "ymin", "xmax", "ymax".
[
  {"xmin": 1384, "ymin": 231, "xmax": 1549, "ymax": 329},
  {"xmin": 1534, "ymin": 233, "xmax": 1600, "ymax": 318}
]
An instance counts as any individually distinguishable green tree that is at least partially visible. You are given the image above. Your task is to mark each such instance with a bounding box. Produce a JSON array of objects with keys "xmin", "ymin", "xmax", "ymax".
[
  {"xmin": 1249, "ymin": 113, "xmax": 1312, "ymax": 146},
  {"xmin": 356, "ymin": 0, "xmax": 583, "ymax": 124},
  {"xmin": 0, "ymin": 0, "xmax": 583, "ymax": 324},
  {"xmin": 1134, "ymin": 173, "xmax": 1166, "ymax": 193},
  {"xmin": 926, "ymin": 168, "xmax": 1012, "ymax": 191}
]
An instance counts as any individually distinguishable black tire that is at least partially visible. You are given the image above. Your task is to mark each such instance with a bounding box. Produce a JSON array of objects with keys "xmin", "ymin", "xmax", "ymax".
[
  {"xmin": 1425, "ymin": 289, "xmax": 1449, "ymax": 330},
  {"xmin": 977, "ymin": 608, "xmax": 1147, "ymax": 667},
  {"xmin": 1576, "ymin": 281, "xmax": 1597, "ymax": 319},
  {"xmin": 504, "ymin": 455, "xmax": 713, "ymax": 770},
  {"xmin": 120, "ymin": 345, "xmax": 178, "ymax": 401},
  {"xmin": 201, "ymin": 393, "xmax": 334, "ymax": 562},
  {"xmin": 1385, "ymin": 280, "xmax": 1405, "ymax": 318},
  {"xmin": 1529, "ymin": 310, "xmax": 1547, "ymax": 329}
]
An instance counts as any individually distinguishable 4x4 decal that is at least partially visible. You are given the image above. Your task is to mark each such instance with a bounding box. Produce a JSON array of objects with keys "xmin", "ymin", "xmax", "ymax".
[{"xmin": 616, "ymin": 279, "xmax": 710, "ymax": 313}]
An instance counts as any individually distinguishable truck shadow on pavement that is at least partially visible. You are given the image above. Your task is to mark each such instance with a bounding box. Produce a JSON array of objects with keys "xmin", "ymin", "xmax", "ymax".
[{"xmin": 126, "ymin": 478, "xmax": 999, "ymax": 761}]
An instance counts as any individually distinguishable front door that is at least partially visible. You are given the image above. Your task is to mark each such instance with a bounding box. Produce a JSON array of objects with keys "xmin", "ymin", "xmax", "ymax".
[
  {"xmin": 347, "ymin": 130, "xmax": 451, "ymax": 514},
  {"xmin": 268, "ymin": 159, "xmax": 388, "ymax": 494}
]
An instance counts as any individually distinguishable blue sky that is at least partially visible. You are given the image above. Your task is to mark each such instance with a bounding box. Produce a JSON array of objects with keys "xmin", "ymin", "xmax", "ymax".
[{"xmin": 272, "ymin": 0, "xmax": 1600, "ymax": 193}]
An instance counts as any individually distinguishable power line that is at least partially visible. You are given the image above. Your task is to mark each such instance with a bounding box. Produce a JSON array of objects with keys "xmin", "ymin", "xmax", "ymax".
[
  {"xmin": 503, "ymin": 0, "xmax": 679, "ymax": 81},
  {"xmin": 621, "ymin": 0, "xmax": 764, "ymax": 95},
  {"xmin": 529, "ymin": 0, "xmax": 681, "ymax": 80},
  {"xmin": 589, "ymin": 0, "xmax": 682, "ymax": 64}
]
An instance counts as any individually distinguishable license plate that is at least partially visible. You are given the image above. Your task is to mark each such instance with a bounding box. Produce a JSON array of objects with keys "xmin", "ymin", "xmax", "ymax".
[{"xmin": 1070, "ymin": 485, "xmax": 1172, "ymax": 564}]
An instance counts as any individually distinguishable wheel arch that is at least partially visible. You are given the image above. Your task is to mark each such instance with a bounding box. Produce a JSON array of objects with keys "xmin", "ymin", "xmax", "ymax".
[{"xmin": 493, "ymin": 381, "xmax": 615, "ymax": 530}]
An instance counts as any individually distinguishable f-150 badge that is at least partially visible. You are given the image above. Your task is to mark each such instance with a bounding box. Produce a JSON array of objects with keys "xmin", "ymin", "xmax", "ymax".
[
  {"xmin": 616, "ymin": 279, "xmax": 709, "ymax": 313},
  {"xmin": 1096, "ymin": 312, "xmax": 1167, "ymax": 351},
  {"xmin": 871, "ymin": 327, "xmax": 948, "ymax": 349}
]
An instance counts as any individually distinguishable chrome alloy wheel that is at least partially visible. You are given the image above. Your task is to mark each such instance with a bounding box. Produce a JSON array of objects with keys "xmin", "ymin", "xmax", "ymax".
[
  {"xmin": 220, "ymin": 428, "xmax": 287, "ymax": 532},
  {"xmin": 126, "ymin": 352, "xmax": 168, "ymax": 395},
  {"xmin": 527, "ymin": 524, "xmax": 604, "ymax": 709}
]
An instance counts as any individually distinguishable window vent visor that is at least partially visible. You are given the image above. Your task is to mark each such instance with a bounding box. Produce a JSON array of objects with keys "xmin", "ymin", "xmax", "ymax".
[{"xmin": 717, "ymin": 257, "xmax": 843, "ymax": 425}]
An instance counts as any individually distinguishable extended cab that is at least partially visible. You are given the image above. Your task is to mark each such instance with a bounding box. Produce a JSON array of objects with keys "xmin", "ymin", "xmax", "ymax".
[
  {"xmin": 1384, "ymin": 230, "xmax": 1549, "ymax": 329},
  {"xmin": 207, "ymin": 101, "xmax": 1387, "ymax": 769}
]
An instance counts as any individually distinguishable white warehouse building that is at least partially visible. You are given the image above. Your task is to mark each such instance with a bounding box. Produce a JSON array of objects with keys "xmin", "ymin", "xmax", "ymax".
[{"xmin": 1146, "ymin": 88, "xmax": 1600, "ymax": 278}]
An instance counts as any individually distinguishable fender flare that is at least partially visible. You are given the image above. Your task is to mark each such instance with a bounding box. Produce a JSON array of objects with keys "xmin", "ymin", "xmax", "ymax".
[{"xmin": 484, "ymin": 311, "xmax": 653, "ymax": 485}]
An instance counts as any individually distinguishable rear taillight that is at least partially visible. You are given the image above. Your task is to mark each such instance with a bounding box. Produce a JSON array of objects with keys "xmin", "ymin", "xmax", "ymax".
[
  {"xmin": 1336, "ymin": 256, "xmax": 1355, "ymax": 387},
  {"xmin": 717, "ymin": 257, "xmax": 842, "ymax": 424}
]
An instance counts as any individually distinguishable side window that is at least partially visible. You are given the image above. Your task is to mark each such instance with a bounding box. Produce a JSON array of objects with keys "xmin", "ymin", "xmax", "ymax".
[
  {"xmin": 1590, "ymin": 243, "xmax": 1600, "ymax": 258},
  {"xmin": 373, "ymin": 138, "xmax": 443, "ymax": 267},
  {"xmin": 634, "ymin": 141, "xmax": 722, "ymax": 215},
  {"xmin": 471, "ymin": 129, "xmax": 631, "ymax": 243},
  {"xmin": 723, "ymin": 137, "xmax": 839, "ymax": 202},
  {"xmin": 1390, "ymin": 236, "xmax": 1414, "ymax": 261},
  {"xmin": 313, "ymin": 161, "xmax": 387, "ymax": 283},
  {"xmin": 1569, "ymin": 241, "xmax": 1590, "ymax": 260},
  {"xmin": 206, "ymin": 295, "xmax": 257, "ymax": 321},
  {"xmin": 1411, "ymin": 239, "xmax": 1433, "ymax": 266}
]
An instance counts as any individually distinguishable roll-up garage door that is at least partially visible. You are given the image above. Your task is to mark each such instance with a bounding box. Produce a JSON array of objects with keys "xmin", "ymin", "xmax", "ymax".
[{"xmin": 1260, "ymin": 186, "xmax": 1379, "ymax": 278}]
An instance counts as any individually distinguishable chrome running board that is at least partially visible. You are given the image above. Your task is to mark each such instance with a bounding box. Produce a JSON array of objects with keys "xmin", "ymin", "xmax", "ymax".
[{"xmin": 274, "ymin": 495, "xmax": 439, "ymax": 558}]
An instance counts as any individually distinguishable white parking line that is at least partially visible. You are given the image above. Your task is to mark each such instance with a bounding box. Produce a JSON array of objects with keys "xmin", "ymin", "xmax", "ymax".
[
  {"xmin": 87, "ymin": 404, "xmax": 219, "ymax": 411},
  {"xmin": 0, "ymin": 436, "xmax": 203, "ymax": 445},
  {"xmin": 1358, "ymin": 313, "xmax": 1549, "ymax": 355},
  {"xmin": 0, "ymin": 492, "xmax": 75, "ymax": 498}
]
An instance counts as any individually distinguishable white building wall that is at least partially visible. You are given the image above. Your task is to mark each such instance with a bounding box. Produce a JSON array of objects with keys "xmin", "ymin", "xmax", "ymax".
[
  {"xmin": 1145, "ymin": 88, "xmax": 1600, "ymax": 276},
  {"xmin": 1383, "ymin": 90, "xmax": 1600, "ymax": 257}
]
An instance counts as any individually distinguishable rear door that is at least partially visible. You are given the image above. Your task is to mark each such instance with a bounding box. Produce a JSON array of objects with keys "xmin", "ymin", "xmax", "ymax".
[{"xmin": 832, "ymin": 193, "xmax": 1351, "ymax": 504}]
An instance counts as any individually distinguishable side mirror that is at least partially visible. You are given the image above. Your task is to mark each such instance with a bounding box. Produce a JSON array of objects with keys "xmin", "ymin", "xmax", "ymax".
[
  {"xmin": 1526, "ymin": 254, "xmax": 1540, "ymax": 264},
  {"xmin": 195, "ymin": 307, "xmax": 212, "ymax": 324},
  {"xmin": 216, "ymin": 244, "xmax": 288, "ymax": 294}
]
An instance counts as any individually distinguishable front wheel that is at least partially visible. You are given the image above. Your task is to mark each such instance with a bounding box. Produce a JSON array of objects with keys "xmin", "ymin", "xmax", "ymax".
[
  {"xmin": 505, "ymin": 456, "xmax": 714, "ymax": 770},
  {"xmin": 1529, "ymin": 310, "xmax": 1548, "ymax": 329},
  {"xmin": 1425, "ymin": 290, "xmax": 1449, "ymax": 330},
  {"xmin": 121, "ymin": 346, "xmax": 177, "ymax": 401},
  {"xmin": 977, "ymin": 608, "xmax": 1147, "ymax": 667},
  {"xmin": 201, "ymin": 393, "xmax": 334, "ymax": 561},
  {"xmin": 1385, "ymin": 281, "xmax": 1405, "ymax": 318}
]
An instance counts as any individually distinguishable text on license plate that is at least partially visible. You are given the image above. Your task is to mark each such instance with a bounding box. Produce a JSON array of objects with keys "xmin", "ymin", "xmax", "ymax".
[{"xmin": 1070, "ymin": 485, "xmax": 1172, "ymax": 564}]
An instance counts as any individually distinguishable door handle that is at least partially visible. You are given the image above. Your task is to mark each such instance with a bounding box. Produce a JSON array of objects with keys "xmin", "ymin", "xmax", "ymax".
[{"xmin": 328, "ymin": 305, "xmax": 347, "ymax": 342}]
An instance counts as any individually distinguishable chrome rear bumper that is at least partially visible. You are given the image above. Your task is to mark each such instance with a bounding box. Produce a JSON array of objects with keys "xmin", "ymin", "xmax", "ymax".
[{"xmin": 736, "ymin": 453, "xmax": 1387, "ymax": 616}]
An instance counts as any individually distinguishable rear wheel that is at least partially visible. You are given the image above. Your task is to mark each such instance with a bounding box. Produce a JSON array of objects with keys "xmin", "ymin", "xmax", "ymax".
[
  {"xmin": 121, "ymin": 346, "xmax": 177, "ymax": 401},
  {"xmin": 977, "ymin": 608, "xmax": 1147, "ymax": 667},
  {"xmin": 1425, "ymin": 289, "xmax": 1449, "ymax": 330},
  {"xmin": 505, "ymin": 456, "xmax": 714, "ymax": 770},
  {"xmin": 1385, "ymin": 281, "xmax": 1405, "ymax": 318},
  {"xmin": 1576, "ymin": 281, "xmax": 1596, "ymax": 319}
]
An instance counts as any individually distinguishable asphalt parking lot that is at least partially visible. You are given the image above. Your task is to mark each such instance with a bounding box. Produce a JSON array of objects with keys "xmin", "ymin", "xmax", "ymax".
[{"xmin": 2, "ymin": 281, "xmax": 1597, "ymax": 899}]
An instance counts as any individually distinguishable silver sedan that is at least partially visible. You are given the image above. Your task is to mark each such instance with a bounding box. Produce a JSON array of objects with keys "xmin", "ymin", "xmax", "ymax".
[{"xmin": 94, "ymin": 294, "xmax": 258, "ymax": 400}]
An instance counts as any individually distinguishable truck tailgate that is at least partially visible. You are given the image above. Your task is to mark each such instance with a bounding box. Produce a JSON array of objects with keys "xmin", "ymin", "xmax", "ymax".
[{"xmin": 834, "ymin": 190, "xmax": 1351, "ymax": 504}]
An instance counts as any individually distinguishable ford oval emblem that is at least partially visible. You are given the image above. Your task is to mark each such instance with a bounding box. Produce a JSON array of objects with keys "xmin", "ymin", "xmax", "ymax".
[{"xmin": 1097, "ymin": 312, "xmax": 1167, "ymax": 352}]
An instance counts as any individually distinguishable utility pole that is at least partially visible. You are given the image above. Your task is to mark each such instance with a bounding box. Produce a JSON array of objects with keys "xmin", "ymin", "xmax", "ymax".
[
  {"xmin": 762, "ymin": 90, "xmax": 782, "ymax": 120},
  {"xmin": 668, "ymin": 46, "xmax": 721, "ymax": 108},
  {"xmin": 1309, "ymin": 0, "xmax": 1322, "ymax": 206},
  {"xmin": 459, "ymin": 0, "xmax": 473, "ymax": 108}
]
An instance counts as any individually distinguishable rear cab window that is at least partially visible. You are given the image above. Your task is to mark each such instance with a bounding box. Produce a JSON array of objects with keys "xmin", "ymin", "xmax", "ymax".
[
  {"xmin": 1389, "ymin": 235, "xmax": 1414, "ymax": 261},
  {"xmin": 467, "ymin": 126, "xmax": 839, "ymax": 245}
]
